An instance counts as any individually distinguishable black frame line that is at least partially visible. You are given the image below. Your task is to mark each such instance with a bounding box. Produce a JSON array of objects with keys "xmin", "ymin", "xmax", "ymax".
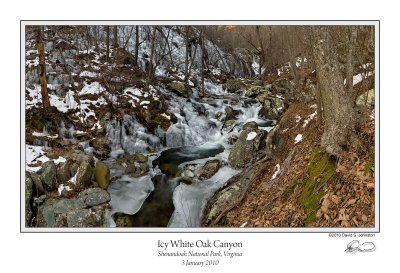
[{"xmin": 20, "ymin": 20, "xmax": 380, "ymax": 233}]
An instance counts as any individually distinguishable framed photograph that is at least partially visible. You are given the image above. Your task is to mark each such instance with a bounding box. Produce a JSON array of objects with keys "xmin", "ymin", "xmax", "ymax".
[{"xmin": 17, "ymin": 16, "xmax": 387, "ymax": 271}]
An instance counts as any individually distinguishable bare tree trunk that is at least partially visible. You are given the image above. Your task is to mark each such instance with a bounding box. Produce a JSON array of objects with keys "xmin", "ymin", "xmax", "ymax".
[
  {"xmin": 93, "ymin": 26, "xmax": 99, "ymax": 52},
  {"xmin": 345, "ymin": 26, "xmax": 358, "ymax": 94},
  {"xmin": 311, "ymin": 26, "xmax": 355, "ymax": 157},
  {"xmin": 123, "ymin": 26, "xmax": 135, "ymax": 50},
  {"xmin": 134, "ymin": 26, "xmax": 139, "ymax": 66},
  {"xmin": 36, "ymin": 26, "xmax": 51, "ymax": 114},
  {"xmin": 105, "ymin": 26, "xmax": 110, "ymax": 63},
  {"xmin": 146, "ymin": 26, "xmax": 156, "ymax": 91},
  {"xmin": 255, "ymin": 26, "xmax": 266, "ymax": 79},
  {"xmin": 184, "ymin": 26, "xmax": 191, "ymax": 83},
  {"xmin": 86, "ymin": 26, "xmax": 91, "ymax": 67},
  {"xmin": 113, "ymin": 26, "xmax": 118, "ymax": 47},
  {"xmin": 200, "ymin": 26, "xmax": 205, "ymax": 96}
]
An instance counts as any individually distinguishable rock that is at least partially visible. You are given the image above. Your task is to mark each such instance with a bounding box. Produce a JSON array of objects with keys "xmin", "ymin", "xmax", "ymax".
[
  {"xmin": 178, "ymin": 176, "xmax": 193, "ymax": 185},
  {"xmin": 259, "ymin": 97, "xmax": 286, "ymax": 120},
  {"xmin": 356, "ymin": 89, "xmax": 374, "ymax": 107},
  {"xmin": 113, "ymin": 213, "xmax": 135, "ymax": 227},
  {"xmin": 273, "ymin": 78, "xmax": 294, "ymax": 94},
  {"xmin": 57, "ymin": 159, "xmax": 74, "ymax": 185},
  {"xmin": 224, "ymin": 106, "xmax": 241, "ymax": 121},
  {"xmin": 227, "ymin": 135, "xmax": 238, "ymax": 145},
  {"xmin": 37, "ymin": 191, "xmax": 110, "ymax": 227},
  {"xmin": 245, "ymin": 85, "xmax": 271, "ymax": 98},
  {"xmin": 242, "ymin": 121, "xmax": 259, "ymax": 131},
  {"xmin": 66, "ymin": 209, "xmax": 96, "ymax": 227},
  {"xmin": 299, "ymin": 79, "xmax": 317, "ymax": 103},
  {"xmin": 215, "ymin": 111, "xmax": 223, "ymax": 120},
  {"xmin": 167, "ymin": 82, "xmax": 192, "ymax": 98},
  {"xmin": 76, "ymin": 161, "xmax": 93, "ymax": 189},
  {"xmin": 122, "ymin": 154, "xmax": 149, "ymax": 177},
  {"xmin": 223, "ymin": 119, "xmax": 236, "ymax": 129},
  {"xmin": 78, "ymin": 188, "xmax": 110, "ymax": 207},
  {"xmin": 228, "ymin": 127, "xmax": 267, "ymax": 169},
  {"xmin": 37, "ymin": 198, "xmax": 85, "ymax": 227},
  {"xmin": 90, "ymin": 137, "xmax": 110, "ymax": 160},
  {"xmin": 223, "ymin": 79, "xmax": 243, "ymax": 92},
  {"xmin": 94, "ymin": 161, "xmax": 110, "ymax": 189},
  {"xmin": 29, "ymin": 172, "xmax": 45, "ymax": 195},
  {"xmin": 202, "ymin": 170, "xmax": 253, "ymax": 226},
  {"xmin": 38, "ymin": 161, "xmax": 57, "ymax": 192},
  {"xmin": 25, "ymin": 174, "xmax": 33, "ymax": 226},
  {"xmin": 67, "ymin": 150, "xmax": 94, "ymax": 166},
  {"xmin": 198, "ymin": 160, "xmax": 222, "ymax": 180}
]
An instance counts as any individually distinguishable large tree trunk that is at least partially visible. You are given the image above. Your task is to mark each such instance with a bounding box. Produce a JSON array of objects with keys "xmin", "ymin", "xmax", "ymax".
[
  {"xmin": 345, "ymin": 26, "xmax": 358, "ymax": 94},
  {"xmin": 36, "ymin": 26, "xmax": 51, "ymax": 114},
  {"xmin": 311, "ymin": 26, "xmax": 355, "ymax": 157}
]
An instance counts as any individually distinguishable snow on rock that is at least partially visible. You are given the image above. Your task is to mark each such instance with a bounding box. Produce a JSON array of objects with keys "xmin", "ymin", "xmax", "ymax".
[
  {"xmin": 58, "ymin": 184, "xmax": 72, "ymax": 196},
  {"xmin": 79, "ymin": 81, "xmax": 105, "ymax": 95},
  {"xmin": 295, "ymin": 115, "xmax": 301, "ymax": 123},
  {"xmin": 140, "ymin": 101, "xmax": 150, "ymax": 105},
  {"xmin": 294, "ymin": 134, "xmax": 303, "ymax": 144},
  {"xmin": 246, "ymin": 131, "xmax": 257, "ymax": 141},
  {"xmin": 26, "ymin": 145, "xmax": 66, "ymax": 172},
  {"xmin": 161, "ymin": 113, "xmax": 170, "ymax": 120},
  {"xmin": 79, "ymin": 71, "xmax": 99, "ymax": 78},
  {"xmin": 271, "ymin": 164, "xmax": 281, "ymax": 180},
  {"xmin": 124, "ymin": 87, "xmax": 143, "ymax": 97}
]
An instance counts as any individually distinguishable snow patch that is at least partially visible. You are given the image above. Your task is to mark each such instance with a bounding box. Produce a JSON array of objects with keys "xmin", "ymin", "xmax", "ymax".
[
  {"xmin": 79, "ymin": 81, "xmax": 105, "ymax": 95},
  {"xmin": 246, "ymin": 132, "xmax": 257, "ymax": 141},
  {"xmin": 271, "ymin": 164, "xmax": 281, "ymax": 180},
  {"xmin": 294, "ymin": 134, "xmax": 303, "ymax": 144}
]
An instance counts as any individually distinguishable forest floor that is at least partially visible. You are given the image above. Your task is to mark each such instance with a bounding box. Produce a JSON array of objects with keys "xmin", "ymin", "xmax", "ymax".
[{"xmin": 225, "ymin": 103, "xmax": 375, "ymax": 228}]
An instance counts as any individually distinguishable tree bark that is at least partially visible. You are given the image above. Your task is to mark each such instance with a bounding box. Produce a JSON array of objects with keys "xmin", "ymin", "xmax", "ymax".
[
  {"xmin": 311, "ymin": 26, "xmax": 355, "ymax": 157},
  {"xmin": 345, "ymin": 26, "xmax": 358, "ymax": 94},
  {"xmin": 146, "ymin": 26, "xmax": 156, "ymax": 91},
  {"xmin": 134, "ymin": 26, "xmax": 140, "ymax": 66},
  {"xmin": 105, "ymin": 26, "xmax": 110, "ymax": 63},
  {"xmin": 184, "ymin": 26, "xmax": 191, "ymax": 83},
  {"xmin": 255, "ymin": 26, "xmax": 266, "ymax": 79},
  {"xmin": 200, "ymin": 26, "xmax": 205, "ymax": 96},
  {"xmin": 36, "ymin": 26, "xmax": 51, "ymax": 114},
  {"xmin": 113, "ymin": 26, "xmax": 118, "ymax": 47}
]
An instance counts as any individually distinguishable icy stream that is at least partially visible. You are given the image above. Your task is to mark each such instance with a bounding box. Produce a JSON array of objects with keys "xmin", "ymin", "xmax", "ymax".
[{"xmin": 105, "ymin": 85, "xmax": 274, "ymax": 227}]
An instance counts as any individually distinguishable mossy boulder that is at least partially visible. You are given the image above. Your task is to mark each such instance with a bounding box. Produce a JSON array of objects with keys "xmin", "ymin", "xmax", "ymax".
[
  {"xmin": 299, "ymin": 149, "xmax": 337, "ymax": 226},
  {"xmin": 223, "ymin": 79, "xmax": 243, "ymax": 92},
  {"xmin": 356, "ymin": 89, "xmax": 375, "ymax": 107},
  {"xmin": 228, "ymin": 125, "xmax": 267, "ymax": 169},
  {"xmin": 38, "ymin": 161, "xmax": 57, "ymax": 192},
  {"xmin": 202, "ymin": 170, "xmax": 252, "ymax": 226},
  {"xmin": 94, "ymin": 161, "xmax": 110, "ymax": 189},
  {"xmin": 198, "ymin": 160, "xmax": 222, "ymax": 180},
  {"xmin": 90, "ymin": 137, "xmax": 110, "ymax": 160},
  {"xmin": 76, "ymin": 160, "xmax": 93, "ymax": 189},
  {"xmin": 167, "ymin": 82, "xmax": 192, "ymax": 98},
  {"xmin": 25, "ymin": 173, "xmax": 33, "ymax": 226}
]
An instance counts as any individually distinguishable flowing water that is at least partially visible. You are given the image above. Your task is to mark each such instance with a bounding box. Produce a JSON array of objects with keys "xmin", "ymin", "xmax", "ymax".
[{"xmin": 105, "ymin": 84, "xmax": 274, "ymax": 227}]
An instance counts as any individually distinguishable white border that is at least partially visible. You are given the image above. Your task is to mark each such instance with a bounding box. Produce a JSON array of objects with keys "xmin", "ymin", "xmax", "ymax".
[{"xmin": 21, "ymin": 20, "xmax": 379, "ymax": 233}]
